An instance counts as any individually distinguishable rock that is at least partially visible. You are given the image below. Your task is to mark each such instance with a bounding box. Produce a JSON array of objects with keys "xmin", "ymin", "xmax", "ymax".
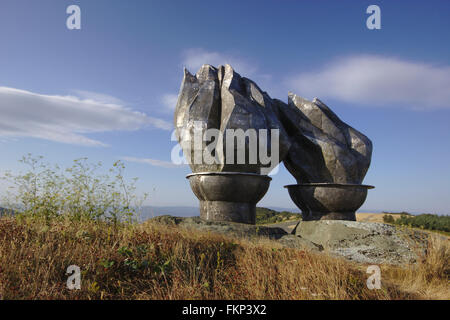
[
  {"xmin": 152, "ymin": 216, "xmax": 330, "ymax": 253},
  {"xmin": 278, "ymin": 234, "xmax": 324, "ymax": 251},
  {"xmin": 152, "ymin": 215, "xmax": 288, "ymax": 240},
  {"xmin": 151, "ymin": 216, "xmax": 430, "ymax": 264},
  {"xmin": 292, "ymin": 220, "xmax": 429, "ymax": 265},
  {"xmin": 275, "ymin": 93, "xmax": 372, "ymax": 184},
  {"xmin": 174, "ymin": 64, "xmax": 290, "ymax": 174}
]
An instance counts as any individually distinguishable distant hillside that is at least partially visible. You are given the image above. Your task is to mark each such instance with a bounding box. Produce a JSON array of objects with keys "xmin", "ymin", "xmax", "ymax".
[
  {"xmin": 137, "ymin": 206, "xmax": 200, "ymax": 221},
  {"xmin": 136, "ymin": 206, "xmax": 302, "ymax": 224},
  {"xmin": 266, "ymin": 206, "xmax": 301, "ymax": 213},
  {"xmin": 382, "ymin": 211, "xmax": 413, "ymax": 216},
  {"xmin": 256, "ymin": 207, "xmax": 302, "ymax": 224}
]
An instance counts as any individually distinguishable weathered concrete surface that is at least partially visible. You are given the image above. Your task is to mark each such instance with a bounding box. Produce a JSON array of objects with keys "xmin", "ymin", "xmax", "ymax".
[
  {"xmin": 284, "ymin": 183, "xmax": 373, "ymax": 221},
  {"xmin": 151, "ymin": 216, "xmax": 430, "ymax": 265},
  {"xmin": 277, "ymin": 234, "xmax": 324, "ymax": 251},
  {"xmin": 186, "ymin": 172, "xmax": 271, "ymax": 224},
  {"xmin": 152, "ymin": 215, "xmax": 288, "ymax": 239},
  {"xmin": 264, "ymin": 220, "xmax": 299, "ymax": 233},
  {"xmin": 174, "ymin": 64, "xmax": 291, "ymax": 174},
  {"xmin": 276, "ymin": 94, "xmax": 372, "ymax": 184},
  {"xmin": 293, "ymin": 220, "xmax": 429, "ymax": 265},
  {"xmin": 151, "ymin": 215, "xmax": 322, "ymax": 251}
]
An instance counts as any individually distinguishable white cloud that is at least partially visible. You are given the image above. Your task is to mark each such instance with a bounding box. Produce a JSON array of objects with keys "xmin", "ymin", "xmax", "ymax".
[
  {"xmin": 0, "ymin": 87, "xmax": 172, "ymax": 146},
  {"xmin": 182, "ymin": 48, "xmax": 257, "ymax": 76},
  {"xmin": 288, "ymin": 55, "xmax": 450, "ymax": 109},
  {"xmin": 122, "ymin": 156, "xmax": 185, "ymax": 169},
  {"xmin": 161, "ymin": 93, "xmax": 178, "ymax": 112},
  {"xmin": 73, "ymin": 90, "xmax": 125, "ymax": 105}
]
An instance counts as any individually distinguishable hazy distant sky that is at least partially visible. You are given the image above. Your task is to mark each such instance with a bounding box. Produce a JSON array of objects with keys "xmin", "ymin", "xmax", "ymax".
[{"xmin": 1, "ymin": 0, "xmax": 449, "ymax": 214}]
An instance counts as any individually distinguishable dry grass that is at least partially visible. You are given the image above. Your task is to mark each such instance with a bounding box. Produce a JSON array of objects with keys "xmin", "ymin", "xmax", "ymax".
[
  {"xmin": 381, "ymin": 235, "xmax": 450, "ymax": 299},
  {"xmin": 0, "ymin": 216, "xmax": 448, "ymax": 300},
  {"xmin": 356, "ymin": 212, "xmax": 400, "ymax": 223}
]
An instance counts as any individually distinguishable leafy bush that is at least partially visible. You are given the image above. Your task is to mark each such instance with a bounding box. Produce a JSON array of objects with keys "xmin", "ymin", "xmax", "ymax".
[
  {"xmin": 1, "ymin": 154, "xmax": 147, "ymax": 223},
  {"xmin": 383, "ymin": 214, "xmax": 395, "ymax": 223},
  {"xmin": 393, "ymin": 214, "xmax": 450, "ymax": 233}
]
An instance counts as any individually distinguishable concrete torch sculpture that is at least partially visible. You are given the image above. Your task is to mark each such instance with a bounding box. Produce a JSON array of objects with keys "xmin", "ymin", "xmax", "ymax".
[
  {"xmin": 174, "ymin": 64, "xmax": 373, "ymax": 223},
  {"xmin": 276, "ymin": 93, "xmax": 374, "ymax": 221},
  {"xmin": 174, "ymin": 64, "xmax": 290, "ymax": 224}
]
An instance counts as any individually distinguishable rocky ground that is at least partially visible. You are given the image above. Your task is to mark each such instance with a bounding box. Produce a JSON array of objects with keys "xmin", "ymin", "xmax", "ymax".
[{"xmin": 152, "ymin": 215, "xmax": 433, "ymax": 265}]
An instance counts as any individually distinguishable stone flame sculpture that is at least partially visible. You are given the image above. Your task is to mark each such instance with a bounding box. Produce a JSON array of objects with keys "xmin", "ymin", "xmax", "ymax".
[
  {"xmin": 174, "ymin": 64, "xmax": 373, "ymax": 223},
  {"xmin": 174, "ymin": 64, "xmax": 290, "ymax": 224},
  {"xmin": 276, "ymin": 93, "xmax": 374, "ymax": 221}
]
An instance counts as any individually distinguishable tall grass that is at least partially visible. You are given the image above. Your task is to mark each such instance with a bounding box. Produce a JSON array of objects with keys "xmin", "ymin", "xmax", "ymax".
[{"xmin": 382, "ymin": 235, "xmax": 449, "ymax": 299}]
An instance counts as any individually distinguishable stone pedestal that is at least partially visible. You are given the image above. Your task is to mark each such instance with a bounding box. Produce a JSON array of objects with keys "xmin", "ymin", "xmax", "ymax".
[
  {"xmin": 187, "ymin": 172, "xmax": 271, "ymax": 224},
  {"xmin": 284, "ymin": 183, "xmax": 374, "ymax": 221}
]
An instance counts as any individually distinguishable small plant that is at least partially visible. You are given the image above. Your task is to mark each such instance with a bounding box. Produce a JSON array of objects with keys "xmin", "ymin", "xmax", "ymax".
[
  {"xmin": 118, "ymin": 246, "xmax": 133, "ymax": 257},
  {"xmin": 100, "ymin": 259, "xmax": 115, "ymax": 269},
  {"xmin": 1, "ymin": 154, "xmax": 147, "ymax": 223},
  {"xmin": 157, "ymin": 259, "xmax": 171, "ymax": 275}
]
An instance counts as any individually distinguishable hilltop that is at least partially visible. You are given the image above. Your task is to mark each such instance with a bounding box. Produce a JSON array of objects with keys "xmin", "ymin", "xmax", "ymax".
[
  {"xmin": 0, "ymin": 215, "xmax": 448, "ymax": 300},
  {"xmin": 256, "ymin": 207, "xmax": 302, "ymax": 224}
]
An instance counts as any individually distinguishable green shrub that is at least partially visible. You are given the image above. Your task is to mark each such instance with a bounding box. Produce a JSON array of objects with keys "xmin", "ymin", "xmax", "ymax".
[
  {"xmin": 1, "ymin": 154, "xmax": 147, "ymax": 223},
  {"xmin": 382, "ymin": 211, "xmax": 412, "ymax": 216},
  {"xmin": 383, "ymin": 214, "xmax": 395, "ymax": 223},
  {"xmin": 393, "ymin": 213, "xmax": 450, "ymax": 233}
]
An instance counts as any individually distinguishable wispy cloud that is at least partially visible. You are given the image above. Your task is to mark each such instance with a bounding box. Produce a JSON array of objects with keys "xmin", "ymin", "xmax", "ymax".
[
  {"xmin": 72, "ymin": 90, "xmax": 126, "ymax": 105},
  {"xmin": 288, "ymin": 55, "xmax": 450, "ymax": 110},
  {"xmin": 0, "ymin": 87, "xmax": 172, "ymax": 146},
  {"xmin": 161, "ymin": 93, "xmax": 178, "ymax": 112},
  {"xmin": 122, "ymin": 156, "xmax": 185, "ymax": 169},
  {"xmin": 182, "ymin": 48, "xmax": 257, "ymax": 76}
]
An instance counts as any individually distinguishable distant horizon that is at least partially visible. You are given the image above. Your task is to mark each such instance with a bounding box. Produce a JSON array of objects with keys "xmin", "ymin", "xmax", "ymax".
[
  {"xmin": 4, "ymin": 203, "xmax": 445, "ymax": 217},
  {"xmin": 139, "ymin": 205, "xmax": 449, "ymax": 216}
]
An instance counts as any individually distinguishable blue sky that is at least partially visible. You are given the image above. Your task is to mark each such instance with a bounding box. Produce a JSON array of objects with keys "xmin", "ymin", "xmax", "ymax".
[{"xmin": 0, "ymin": 0, "xmax": 449, "ymax": 214}]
